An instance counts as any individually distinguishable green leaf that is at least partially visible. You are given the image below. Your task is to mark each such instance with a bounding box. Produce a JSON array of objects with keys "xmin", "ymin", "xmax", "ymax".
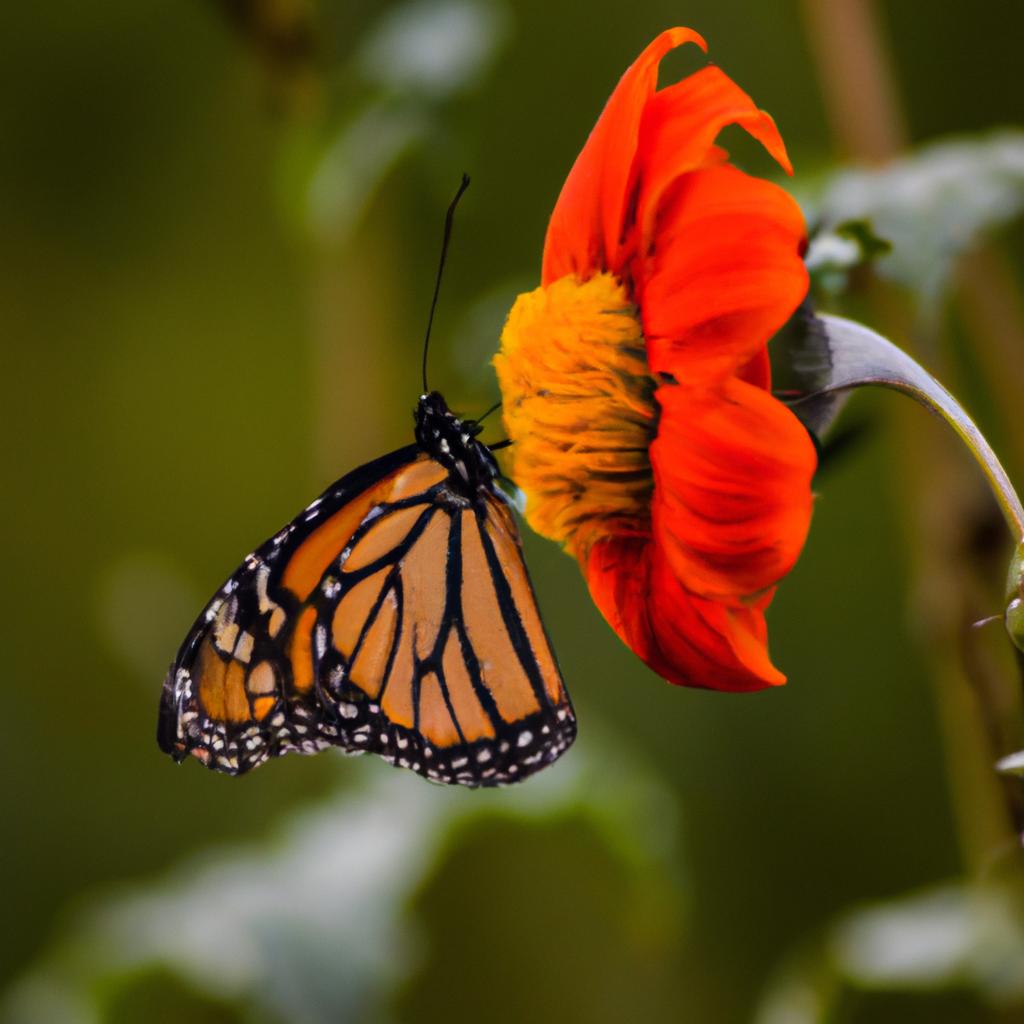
[
  {"xmin": 801, "ymin": 130, "xmax": 1024, "ymax": 304},
  {"xmin": 755, "ymin": 882, "xmax": 1024, "ymax": 1023}
]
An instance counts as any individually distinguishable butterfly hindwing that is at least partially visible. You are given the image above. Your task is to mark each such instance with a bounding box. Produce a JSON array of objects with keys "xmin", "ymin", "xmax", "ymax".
[{"xmin": 159, "ymin": 444, "xmax": 575, "ymax": 786}]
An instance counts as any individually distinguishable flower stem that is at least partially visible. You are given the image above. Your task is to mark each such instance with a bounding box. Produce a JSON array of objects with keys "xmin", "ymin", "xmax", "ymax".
[
  {"xmin": 804, "ymin": 314, "xmax": 1024, "ymax": 542},
  {"xmin": 797, "ymin": 0, "xmax": 905, "ymax": 161},
  {"xmin": 800, "ymin": 0, "xmax": 1024, "ymax": 874}
]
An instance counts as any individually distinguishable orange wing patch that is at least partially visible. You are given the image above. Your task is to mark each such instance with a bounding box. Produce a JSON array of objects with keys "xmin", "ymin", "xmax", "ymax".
[
  {"xmin": 418, "ymin": 672, "xmax": 461, "ymax": 747},
  {"xmin": 402, "ymin": 513, "xmax": 450, "ymax": 660},
  {"xmin": 282, "ymin": 457, "xmax": 443, "ymax": 599},
  {"xmin": 380, "ymin": 617, "xmax": 415, "ymax": 728},
  {"xmin": 350, "ymin": 590, "xmax": 399, "ymax": 698},
  {"xmin": 252, "ymin": 696, "xmax": 276, "ymax": 721},
  {"xmin": 343, "ymin": 512, "xmax": 454, "ymax": 732},
  {"xmin": 332, "ymin": 569, "xmax": 388, "ymax": 656},
  {"xmin": 387, "ymin": 459, "xmax": 447, "ymax": 501},
  {"xmin": 344, "ymin": 505, "xmax": 426, "ymax": 573},
  {"xmin": 326, "ymin": 504, "xmax": 567, "ymax": 754},
  {"xmin": 247, "ymin": 660, "xmax": 277, "ymax": 696},
  {"xmin": 459, "ymin": 509, "xmax": 542, "ymax": 723},
  {"xmin": 484, "ymin": 498, "xmax": 566, "ymax": 706},
  {"xmin": 442, "ymin": 629, "xmax": 495, "ymax": 742},
  {"xmin": 288, "ymin": 605, "xmax": 318, "ymax": 693},
  {"xmin": 196, "ymin": 639, "xmax": 251, "ymax": 724}
]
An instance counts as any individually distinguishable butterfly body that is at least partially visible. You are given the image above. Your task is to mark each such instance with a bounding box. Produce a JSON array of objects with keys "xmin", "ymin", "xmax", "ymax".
[{"xmin": 159, "ymin": 392, "xmax": 575, "ymax": 787}]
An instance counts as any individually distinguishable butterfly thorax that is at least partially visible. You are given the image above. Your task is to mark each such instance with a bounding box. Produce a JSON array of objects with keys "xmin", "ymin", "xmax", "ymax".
[{"xmin": 414, "ymin": 391, "xmax": 497, "ymax": 501}]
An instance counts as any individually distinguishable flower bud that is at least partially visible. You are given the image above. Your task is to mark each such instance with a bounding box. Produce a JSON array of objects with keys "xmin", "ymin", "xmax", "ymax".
[{"xmin": 1005, "ymin": 543, "xmax": 1024, "ymax": 653}]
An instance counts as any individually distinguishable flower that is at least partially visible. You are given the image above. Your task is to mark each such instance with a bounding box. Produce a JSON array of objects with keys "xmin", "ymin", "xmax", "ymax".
[{"xmin": 494, "ymin": 28, "xmax": 817, "ymax": 691}]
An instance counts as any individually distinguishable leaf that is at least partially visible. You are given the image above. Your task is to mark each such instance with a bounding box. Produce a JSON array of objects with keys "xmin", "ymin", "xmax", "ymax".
[
  {"xmin": 356, "ymin": 0, "xmax": 509, "ymax": 99},
  {"xmin": 801, "ymin": 130, "xmax": 1024, "ymax": 305},
  {"xmin": 804, "ymin": 218, "xmax": 892, "ymax": 296},
  {"xmin": 754, "ymin": 883, "xmax": 1024, "ymax": 1024},
  {"xmin": 833, "ymin": 219, "xmax": 893, "ymax": 261},
  {"xmin": 832, "ymin": 885, "xmax": 1024, "ymax": 998},
  {"xmin": 297, "ymin": 0, "xmax": 511, "ymax": 243},
  {"xmin": 0, "ymin": 736, "xmax": 681, "ymax": 1024}
]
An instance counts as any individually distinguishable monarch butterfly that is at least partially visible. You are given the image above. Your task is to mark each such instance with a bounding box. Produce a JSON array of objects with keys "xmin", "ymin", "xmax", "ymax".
[{"xmin": 158, "ymin": 179, "xmax": 575, "ymax": 787}]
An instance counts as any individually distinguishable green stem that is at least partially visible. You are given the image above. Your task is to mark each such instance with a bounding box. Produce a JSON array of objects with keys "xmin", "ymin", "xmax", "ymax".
[{"xmin": 796, "ymin": 314, "xmax": 1024, "ymax": 541}]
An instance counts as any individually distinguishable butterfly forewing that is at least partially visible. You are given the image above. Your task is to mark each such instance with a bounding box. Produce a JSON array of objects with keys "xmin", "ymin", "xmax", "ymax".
[{"xmin": 159, "ymin": 445, "xmax": 575, "ymax": 786}]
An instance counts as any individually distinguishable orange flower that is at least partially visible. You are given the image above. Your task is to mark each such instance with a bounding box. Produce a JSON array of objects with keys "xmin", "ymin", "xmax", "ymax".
[{"xmin": 494, "ymin": 28, "xmax": 817, "ymax": 691}]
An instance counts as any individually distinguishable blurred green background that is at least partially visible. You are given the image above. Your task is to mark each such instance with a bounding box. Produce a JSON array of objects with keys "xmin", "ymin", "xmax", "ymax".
[{"xmin": 4, "ymin": 2, "xmax": 1024, "ymax": 1022}]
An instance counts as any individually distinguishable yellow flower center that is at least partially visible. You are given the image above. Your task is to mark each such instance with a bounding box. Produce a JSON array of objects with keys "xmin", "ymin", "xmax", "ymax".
[{"xmin": 494, "ymin": 272, "xmax": 657, "ymax": 562}]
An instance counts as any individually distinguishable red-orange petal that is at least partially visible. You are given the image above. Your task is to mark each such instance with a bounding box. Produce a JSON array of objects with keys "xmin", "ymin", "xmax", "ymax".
[
  {"xmin": 637, "ymin": 164, "xmax": 808, "ymax": 382},
  {"xmin": 650, "ymin": 378, "xmax": 817, "ymax": 601},
  {"xmin": 585, "ymin": 534, "xmax": 786, "ymax": 691},
  {"xmin": 541, "ymin": 27, "xmax": 707, "ymax": 286},
  {"xmin": 736, "ymin": 348, "xmax": 772, "ymax": 391},
  {"xmin": 632, "ymin": 65, "xmax": 793, "ymax": 254}
]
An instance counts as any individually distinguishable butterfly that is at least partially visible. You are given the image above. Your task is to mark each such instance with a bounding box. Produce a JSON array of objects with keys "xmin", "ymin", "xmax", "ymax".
[{"xmin": 157, "ymin": 180, "xmax": 575, "ymax": 788}]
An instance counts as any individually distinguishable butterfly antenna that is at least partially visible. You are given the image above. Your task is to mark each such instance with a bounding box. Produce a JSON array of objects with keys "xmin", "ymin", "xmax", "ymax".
[
  {"xmin": 422, "ymin": 173, "xmax": 471, "ymax": 394},
  {"xmin": 476, "ymin": 399, "xmax": 502, "ymax": 424}
]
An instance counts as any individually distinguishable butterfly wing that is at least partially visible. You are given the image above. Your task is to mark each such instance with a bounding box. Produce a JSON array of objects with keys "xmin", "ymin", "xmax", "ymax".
[{"xmin": 159, "ymin": 446, "xmax": 575, "ymax": 786}]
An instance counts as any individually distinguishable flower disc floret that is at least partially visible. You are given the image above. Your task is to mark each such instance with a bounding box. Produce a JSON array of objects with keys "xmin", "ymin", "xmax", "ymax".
[{"xmin": 496, "ymin": 272, "xmax": 656, "ymax": 562}]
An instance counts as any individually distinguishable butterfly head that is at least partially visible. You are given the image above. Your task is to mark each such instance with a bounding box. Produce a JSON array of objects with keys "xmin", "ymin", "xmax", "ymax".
[{"xmin": 415, "ymin": 391, "xmax": 497, "ymax": 499}]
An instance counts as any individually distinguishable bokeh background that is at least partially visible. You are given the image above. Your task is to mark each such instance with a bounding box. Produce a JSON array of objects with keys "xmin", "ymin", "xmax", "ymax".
[{"xmin": 5, "ymin": 1, "xmax": 1024, "ymax": 1022}]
